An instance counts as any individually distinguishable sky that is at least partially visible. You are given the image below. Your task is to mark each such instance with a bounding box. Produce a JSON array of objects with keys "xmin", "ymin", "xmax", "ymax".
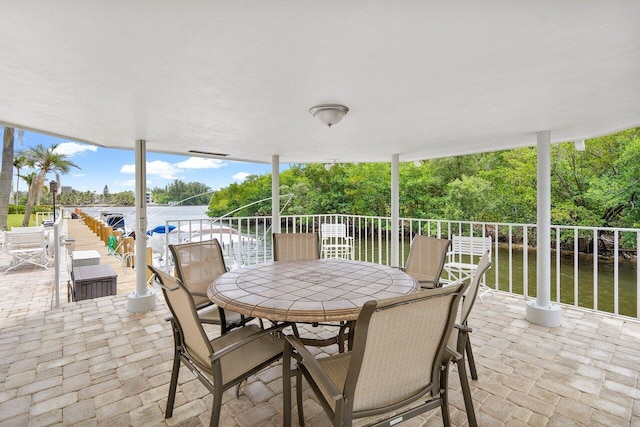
[{"xmin": 11, "ymin": 130, "xmax": 287, "ymax": 194}]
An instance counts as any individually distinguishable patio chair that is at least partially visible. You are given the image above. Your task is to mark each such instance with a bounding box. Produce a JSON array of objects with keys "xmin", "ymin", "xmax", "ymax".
[
  {"xmin": 148, "ymin": 266, "xmax": 287, "ymax": 427},
  {"xmin": 443, "ymin": 235, "xmax": 493, "ymax": 301},
  {"xmin": 273, "ymin": 232, "xmax": 348, "ymax": 352},
  {"xmin": 403, "ymin": 234, "xmax": 451, "ymax": 289},
  {"xmin": 448, "ymin": 251, "xmax": 491, "ymax": 427},
  {"xmin": 320, "ymin": 223, "xmax": 354, "ymax": 259},
  {"xmin": 272, "ymin": 232, "xmax": 320, "ymax": 261},
  {"xmin": 4, "ymin": 228, "xmax": 49, "ymax": 273},
  {"xmin": 169, "ymin": 239, "xmax": 251, "ymax": 335},
  {"xmin": 283, "ymin": 283, "xmax": 468, "ymax": 427}
]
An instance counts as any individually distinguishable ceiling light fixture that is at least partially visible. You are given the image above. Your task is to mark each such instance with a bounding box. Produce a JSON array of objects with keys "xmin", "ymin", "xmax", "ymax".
[
  {"xmin": 309, "ymin": 104, "xmax": 349, "ymax": 127},
  {"xmin": 574, "ymin": 140, "xmax": 586, "ymax": 151}
]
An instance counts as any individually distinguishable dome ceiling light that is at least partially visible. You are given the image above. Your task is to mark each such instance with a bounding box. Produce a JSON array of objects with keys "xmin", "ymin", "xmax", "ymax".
[{"xmin": 309, "ymin": 104, "xmax": 349, "ymax": 127}]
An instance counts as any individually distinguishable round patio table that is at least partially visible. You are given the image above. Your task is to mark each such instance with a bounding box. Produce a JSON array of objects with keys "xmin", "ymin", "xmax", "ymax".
[{"xmin": 208, "ymin": 258, "xmax": 419, "ymax": 323}]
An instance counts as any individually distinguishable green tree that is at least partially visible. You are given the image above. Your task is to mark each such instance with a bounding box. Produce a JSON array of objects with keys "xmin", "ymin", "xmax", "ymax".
[
  {"xmin": 13, "ymin": 155, "xmax": 26, "ymax": 205},
  {"xmin": 20, "ymin": 144, "xmax": 79, "ymax": 226},
  {"xmin": 442, "ymin": 175, "xmax": 495, "ymax": 221}
]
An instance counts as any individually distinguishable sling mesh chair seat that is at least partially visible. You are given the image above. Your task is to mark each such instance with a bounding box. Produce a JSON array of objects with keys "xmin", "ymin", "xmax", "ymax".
[
  {"xmin": 283, "ymin": 283, "xmax": 470, "ymax": 427},
  {"xmin": 170, "ymin": 239, "xmax": 253, "ymax": 334},
  {"xmin": 149, "ymin": 266, "xmax": 287, "ymax": 427},
  {"xmin": 403, "ymin": 235, "xmax": 452, "ymax": 289},
  {"xmin": 446, "ymin": 251, "xmax": 492, "ymax": 427},
  {"xmin": 273, "ymin": 232, "xmax": 350, "ymax": 352}
]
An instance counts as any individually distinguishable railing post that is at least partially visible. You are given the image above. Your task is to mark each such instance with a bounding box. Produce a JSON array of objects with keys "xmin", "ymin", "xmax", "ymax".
[
  {"xmin": 54, "ymin": 218, "xmax": 60, "ymax": 308},
  {"xmin": 390, "ymin": 154, "xmax": 399, "ymax": 267},
  {"xmin": 272, "ymin": 155, "xmax": 280, "ymax": 234}
]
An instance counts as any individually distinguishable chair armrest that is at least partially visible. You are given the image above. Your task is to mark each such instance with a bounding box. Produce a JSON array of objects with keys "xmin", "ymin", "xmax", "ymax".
[
  {"xmin": 211, "ymin": 322, "xmax": 291, "ymax": 360},
  {"xmin": 446, "ymin": 345, "xmax": 463, "ymax": 361},
  {"xmin": 285, "ymin": 335, "xmax": 343, "ymax": 403},
  {"xmin": 439, "ymin": 277, "xmax": 466, "ymax": 287},
  {"xmin": 454, "ymin": 323, "xmax": 473, "ymax": 333},
  {"xmin": 191, "ymin": 291, "xmax": 209, "ymax": 298}
]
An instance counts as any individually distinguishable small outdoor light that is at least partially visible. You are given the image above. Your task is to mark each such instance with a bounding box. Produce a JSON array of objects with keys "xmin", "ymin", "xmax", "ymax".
[
  {"xmin": 309, "ymin": 104, "xmax": 349, "ymax": 127},
  {"xmin": 49, "ymin": 180, "xmax": 58, "ymax": 222},
  {"xmin": 574, "ymin": 139, "xmax": 586, "ymax": 151}
]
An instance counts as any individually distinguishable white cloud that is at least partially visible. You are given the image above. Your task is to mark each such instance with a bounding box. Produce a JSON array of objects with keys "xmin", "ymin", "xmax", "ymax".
[
  {"xmin": 120, "ymin": 160, "xmax": 182, "ymax": 180},
  {"xmin": 53, "ymin": 142, "xmax": 98, "ymax": 156},
  {"xmin": 73, "ymin": 173, "xmax": 86, "ymax": 177},
  {"xmin": 176, "ymin": 157, "xmax": 227, "ymax": 169},
  {"xmin": 233, "ymin": 172, "xmax": 250, "ymax": 181}
]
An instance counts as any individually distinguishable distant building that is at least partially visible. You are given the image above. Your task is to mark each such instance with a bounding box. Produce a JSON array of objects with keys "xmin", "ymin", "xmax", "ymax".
[
  {"xmin": 61, "ymin": 186, "xmax": 72, "ymax": 193},
  {"xmin": 146, "ymin": 191, "xmax": 152, "ymax": 203}
]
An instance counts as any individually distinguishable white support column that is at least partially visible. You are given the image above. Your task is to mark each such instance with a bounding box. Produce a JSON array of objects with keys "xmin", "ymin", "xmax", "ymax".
[
  {"xmin": 391, "ymin": 154, "xmax": 400, "ymax": 267},
  {"xmin": 127, "ymin": 139, "xmax": 157, "ymax": 313},
  {"xmin": 272, "ymin": 155, "xmax": 280, "ymax": 234},
  {"xmin": 526, "ymin": 131, "xmax": 562, "ymax": 326}
]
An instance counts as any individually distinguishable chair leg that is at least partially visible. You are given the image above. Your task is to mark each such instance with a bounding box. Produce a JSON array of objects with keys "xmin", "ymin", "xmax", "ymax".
[
  {"xmin": 296, "ymin": 368, "xmax": 304, "ymax": 426},
  {"xmin": 283, "ymin": 342, "xmax": 292, "ymax": 427},
  {"xmin": 456, "ymin": 355, "xmax": 478, "ymax": 427},
  {"xmin": 466, "ymin": 337, "xmax": 478, "ymax": 380},
  {"xmin": 165, "ymin": 348, "xmax": 181, "ymax": 418},
  {"xmin": 210, "ymin": 382, "xmax": 223, "ymax": 427},
  {"xmin": 338, "ymin": 322, "xmax": 349, "ymax": 353},
  {"xmin": 439, "ymin": 363, "xmax": 451, "ymax": 427},
  {"xmin": 235, "ymin": 379, "xmax": 245, "ymax": 398}
]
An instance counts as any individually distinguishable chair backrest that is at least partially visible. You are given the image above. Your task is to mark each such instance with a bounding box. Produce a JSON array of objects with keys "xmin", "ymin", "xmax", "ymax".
[
  {"xmin": 450, "ymin": 235, "xmax": 492, "ymax": 259},
  {"xmin": 404, "ymin": 235, "xmax": 451, "ymax": 287},
  {"xmin": 169, "ymin": 239, "xmax": 228, "ymax": 305},
  {"xmin": 148, "ymin": 265, "xmax": 214, "ymax": 371},
  {"xmin": 344, "ymin": 283, "xmax": 466, "ymax": 415},
  {"xmin": 320, "ymin": 223, "xmax": 348, "ymax": 240},
  {"xmin": 5, "ymin": 229, "xmax": 46, "ymax": 250},
  {"xmin": 459, "ymin": 251, "xmax": 492, "ymax": 324},
  {"xmin": 272, "ymin": 233, "xmax": 320, "ymax": 261}
]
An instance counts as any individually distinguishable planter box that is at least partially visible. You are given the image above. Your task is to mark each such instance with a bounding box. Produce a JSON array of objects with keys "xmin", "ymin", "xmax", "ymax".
[{"xmin": 72, "ymin": 264, "xmax": 117, "ymax": 301}]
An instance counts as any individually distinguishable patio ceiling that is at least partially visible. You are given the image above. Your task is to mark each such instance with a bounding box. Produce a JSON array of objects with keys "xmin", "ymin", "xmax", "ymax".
[{"xmin": 1, "ymin": 1, "xmax": 639, "ymax": 165}]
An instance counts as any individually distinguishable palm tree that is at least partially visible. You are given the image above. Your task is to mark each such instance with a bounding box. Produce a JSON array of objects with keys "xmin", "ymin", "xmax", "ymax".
[
  {"xmin": 13, "ymin": 155, "xmax": 26, "ymax": 204},
  {"xmin": 21, "ymin": 144, "xmax": 79, "ymax": 226}
]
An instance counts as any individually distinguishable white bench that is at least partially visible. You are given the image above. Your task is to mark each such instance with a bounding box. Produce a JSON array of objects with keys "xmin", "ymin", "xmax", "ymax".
[
  {"xmin": 443, "ymin": 235, "xmax": 493, "ymax": 301},
  {"xmin": 320, "ymin": 223, "xmax": 354, "ymax": 259},
  {"xmin": 4, "ymin": 229, "xmax": 49, "ymax": 273}
]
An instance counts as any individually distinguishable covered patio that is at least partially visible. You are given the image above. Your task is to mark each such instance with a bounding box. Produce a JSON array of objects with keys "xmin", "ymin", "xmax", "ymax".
[
  {"xmin": 1, "ymin": 247, "xmax": 639, "ymax": 425},
  {"xmin": 2, "ymin": 2, "xmax": 640, "ymax": 425},
  {"xmin": 2, "ymin": 2, "xmax": 640, "ymax": 322}
]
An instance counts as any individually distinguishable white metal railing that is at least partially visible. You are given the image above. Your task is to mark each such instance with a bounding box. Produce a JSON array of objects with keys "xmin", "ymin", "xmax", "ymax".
[
  {"xmin": 162, "ymin": 214, "xmax": 640, "ymax": 320},
  {"xmin": 36, "ymin": 211, "xmax": 56, "ymax": 226}
]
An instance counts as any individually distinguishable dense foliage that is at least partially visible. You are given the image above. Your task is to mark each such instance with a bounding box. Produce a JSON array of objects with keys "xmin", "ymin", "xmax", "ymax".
[
  {"xmin": 207, "ymin": 128, "xmax": 640, "ymax": 228},
  {"xmin": 151, "ymin": 180, "xmax": 212, "ymax": 206},
  {"xmin": 55, "ymin": 190, "xmax": 135, "ymax": 206}
]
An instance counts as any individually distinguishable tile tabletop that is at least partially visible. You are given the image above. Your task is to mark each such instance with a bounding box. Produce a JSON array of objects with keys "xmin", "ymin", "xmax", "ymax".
[{"xmin": 208, "ymin": 258, "xmax": 419, "ymax": 322}]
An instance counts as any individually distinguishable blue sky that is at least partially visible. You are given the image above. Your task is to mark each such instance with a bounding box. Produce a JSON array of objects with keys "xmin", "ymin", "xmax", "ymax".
[{"xmin": 14, "ymin": 130, "xmax": 286, "ymax": 194}]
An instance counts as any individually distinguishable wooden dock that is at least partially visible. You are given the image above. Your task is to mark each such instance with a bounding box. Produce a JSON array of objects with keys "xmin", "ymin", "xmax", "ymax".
[{"xmin": 65, "ymin": 218, "xmax": 139, "ymax": 296}]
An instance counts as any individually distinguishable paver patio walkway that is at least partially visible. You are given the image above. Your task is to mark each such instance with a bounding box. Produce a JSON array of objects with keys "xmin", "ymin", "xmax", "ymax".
[{"xmin": 1, "ymin": 233, "xmax": 639, "ymax": 426}]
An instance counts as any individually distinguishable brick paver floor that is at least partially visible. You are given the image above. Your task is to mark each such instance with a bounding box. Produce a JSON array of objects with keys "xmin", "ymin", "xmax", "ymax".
[{"xmin": 1, "ymin": 249, "xmax": 639, "ymax": 426}]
